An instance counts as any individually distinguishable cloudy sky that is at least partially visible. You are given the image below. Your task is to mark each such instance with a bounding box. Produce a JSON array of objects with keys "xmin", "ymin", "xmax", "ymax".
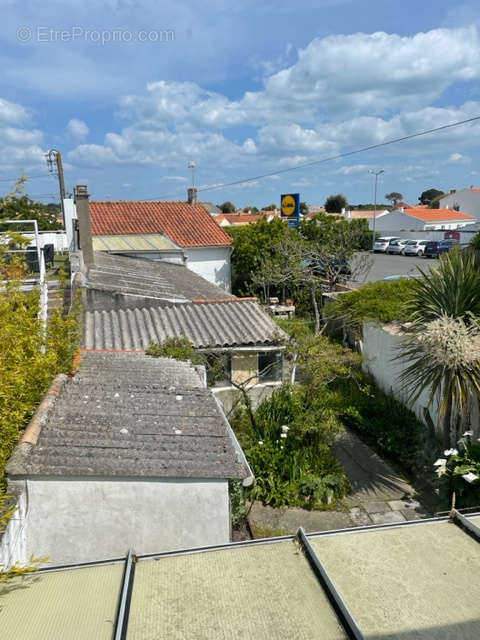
[{"xmin": 1, "ymin": 0, "xmax": 480, "ymax": 207}]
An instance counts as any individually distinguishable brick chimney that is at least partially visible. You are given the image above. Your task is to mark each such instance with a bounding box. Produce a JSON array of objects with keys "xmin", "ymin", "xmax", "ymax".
[
  {"xmin": 187, "ymin": 187, "xmax": 198, "ymax": 205},
  {"xmin": 74, "ymin": 185, "xmax": 94, "ymax": 268}
]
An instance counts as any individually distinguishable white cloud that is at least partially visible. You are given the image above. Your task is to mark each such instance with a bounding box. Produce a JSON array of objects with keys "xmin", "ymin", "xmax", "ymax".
[
  {"xmin": 448, "ymin": 152, "xmax": 471, "ymax": 163},
  {"xmin": 66, "ymin": 118, "xmax": 89, "ymax": 140},
  {"xmin": 0, "ymin": 98, "xmax": 29, "ymax": 125}
]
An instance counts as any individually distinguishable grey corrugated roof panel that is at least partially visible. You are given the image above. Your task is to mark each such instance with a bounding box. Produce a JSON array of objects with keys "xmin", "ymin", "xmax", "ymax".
[
  {"xmin": 7, "ymin": 352, "xmax": 247, "ymax": 480},
  {"xmin": 87, "ymin": 252, "xmax": 234, "ymax": 305},
  {"xmin": 84, "ymin": 300, "xmax": 288, "ymax": 350}
]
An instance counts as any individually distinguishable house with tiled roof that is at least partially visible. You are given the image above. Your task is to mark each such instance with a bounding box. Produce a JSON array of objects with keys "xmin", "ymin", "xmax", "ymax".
[
  {"xmin": 3, "ymin": 351, "xmax": 252, "ymax": 566},
  {"xmin": 215, "ymin": 210, "xmax": 281, "ymax": 226},
  {"xmin": 66, "ymin": 187, "xmax": 233, "ymax": 291},
  {"xmin": 439, "ymin": 187, "xmax": 480, "ymax": 225},
  {"xmin": 371, "ymin": 205, "xmax": 476, "ymax": 231}
]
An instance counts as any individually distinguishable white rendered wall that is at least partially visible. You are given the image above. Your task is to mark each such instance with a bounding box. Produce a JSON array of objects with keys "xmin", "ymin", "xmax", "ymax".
[
  {"xmin": 7, "ymin": 478, "xmax": 230, "ymax": 565},
  {"xmin": 439, "ymin": 190, "xmax": 480, "ymax": 223},
  {"xmin": 184, "ymin": 247, "xmax": 231, "ymax": 292},
  {"xmin": 369, "ymin": 210, "xmax": 475, "ymax": 231}
]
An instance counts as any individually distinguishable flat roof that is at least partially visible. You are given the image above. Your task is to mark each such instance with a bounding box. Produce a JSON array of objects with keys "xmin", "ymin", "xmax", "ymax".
[
  {"xmin": 128, "ymin": 541, "xmax": 347, "ymax": 640},
  {"xmin": 0, "ymin": 563, "xmax": 123, "ymax": 639},
  {"xmin": 310, "ymin": 519, "xmax": 480, "ymax": 638},
  {"xmin": 1, "ymin": 514, "xmax": 479, "ymax": 638},
  {"xmin": 92, "ymin": 233, "xmax": 180, "ymax": 252}
]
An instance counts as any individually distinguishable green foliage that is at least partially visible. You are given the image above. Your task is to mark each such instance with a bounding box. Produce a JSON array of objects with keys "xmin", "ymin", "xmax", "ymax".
[
  {"xmin": 324, "ymin": 193, "xmax": 347, "ymax": 213},
  {"xmin": 146, "ymin": 336, "xmax": 201, "ymax": 363},
  {"xmin": 338, "ymin": 377, "xmax": 428, "ymax": 471},
  {"xmin": 217, "ymin": 201, "xmax": 236, "ymax": 213},
  {"xmin": 0, "ymin": 259, "xmax": 81, "ymax": 485},
  {"xmin": 231, "ymin": 383, "xmax": 349, "ymax": 509},
  {"xmin": 0, "ymin": 180, "xmax": 63, "ymax": 231},
  {"xmin": 418, "ymin": 188, "xmax": 444, "ymax": 206},
  {"xmin": 440, "ymin": 436, "xmax": 480, "ymax": 508},
  {"xmin": 325, "ymin": 279, "xmax": 415, "ymax": 326},
  {"xmin": 227, "ymin": 217, "xmax": 295, "ymax": 295},
  {"xmin": 405, "ymin": 249, "xmax": 480, "ymax": 323},
  {"xmin": 384, "ymin": 192, "xmax": 403, "ymax": 204},
  {"xmin": 261, "ymin": 203, "xmax": 277, "ymax": 211},
  {"xmin": 229, "ymin": 480, "xmax": 248, "ymax": 527}
]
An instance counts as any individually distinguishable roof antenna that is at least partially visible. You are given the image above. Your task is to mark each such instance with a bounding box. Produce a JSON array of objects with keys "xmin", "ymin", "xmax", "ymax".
[{"xmin": 188, "ymin": 161, "xmax": 196, "ymax": 188}]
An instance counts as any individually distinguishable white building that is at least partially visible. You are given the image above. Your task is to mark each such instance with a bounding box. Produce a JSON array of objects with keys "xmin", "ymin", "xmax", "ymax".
[
  {"xmin": 439, "ymin": 188, "xmax": 480, "ymax": 225},
  {"xmin": 369, "ymin": 206, "xmax": 476, "ymax": 231},
  {"xmin": 3, "ymin": 352, "xmax": 251, "ymax": 566},
  {"xmin": 65, "ymin": 190, "xmax": 233, "ymax": 292}
]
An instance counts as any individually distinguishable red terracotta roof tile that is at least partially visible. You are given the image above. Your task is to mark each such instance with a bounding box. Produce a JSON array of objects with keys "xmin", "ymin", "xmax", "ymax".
[
  {"xmin": 89, "ymin": 201, "xmax": 232, "ymax": 247},
  {"xmin": 404, "ymin": 208, "xmax": 475, "ymax": 222}
]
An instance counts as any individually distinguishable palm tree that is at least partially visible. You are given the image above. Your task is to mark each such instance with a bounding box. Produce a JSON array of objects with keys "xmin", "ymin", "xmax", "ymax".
[{"xmin": 399, "ymin": 250, "xmax": 480, "ymax": 448}]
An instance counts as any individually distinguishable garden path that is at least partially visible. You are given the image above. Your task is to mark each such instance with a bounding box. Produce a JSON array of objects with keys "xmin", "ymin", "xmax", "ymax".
[{"xmin": 248, "ymin": 428, "xmax": 428, "ymax": 536}]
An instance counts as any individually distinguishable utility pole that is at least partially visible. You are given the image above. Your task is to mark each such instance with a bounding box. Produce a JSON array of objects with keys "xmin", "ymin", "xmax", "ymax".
[
  {"xmin": 46, "ymin": 149, "xmax": 67, "ymax": 226},
  {"xmin": 369, "ymin": 169, "xmax": 384, "ymax": 250}
]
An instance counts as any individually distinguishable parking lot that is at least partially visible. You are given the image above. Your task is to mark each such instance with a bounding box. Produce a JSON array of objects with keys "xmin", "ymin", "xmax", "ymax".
[{"xmin": 349, "ymin": 251, "xmax": 436, "ymax": 287}]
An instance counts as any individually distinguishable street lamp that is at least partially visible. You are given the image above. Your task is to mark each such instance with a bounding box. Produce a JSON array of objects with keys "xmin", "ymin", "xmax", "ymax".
[{"xmin": 369, "ymin": 169, "xmax": 384, "ymax": 250}]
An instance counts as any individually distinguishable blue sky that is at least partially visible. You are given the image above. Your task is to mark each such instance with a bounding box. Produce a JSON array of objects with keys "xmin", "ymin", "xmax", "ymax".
[{"xmin": 1, "ymin": 0, "xmax": 480, "ymax": 208}]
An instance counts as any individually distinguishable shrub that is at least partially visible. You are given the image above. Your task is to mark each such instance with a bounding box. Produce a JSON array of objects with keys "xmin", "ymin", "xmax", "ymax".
[
  {"xmin": 337, "ymin": 375, "xmax": 428, "ymax": 472},
  {"xmin": 325, "ymin": 279, "xmax": 415, "ymax": 326},
  {"xmin": 231, "ymin": 386, "xmax": 349, "ymax": 509},
  {"xmin": 0, "ymin": 264, "xmax": 81, "ymax": 485}
]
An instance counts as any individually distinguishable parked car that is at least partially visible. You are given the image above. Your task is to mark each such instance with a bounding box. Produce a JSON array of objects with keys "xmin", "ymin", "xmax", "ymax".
[
  {"xmin": 423, "ymin": 239, "xmax": 459, "ymax": 258},
  {"xmin": 386, "ymin": 239, "xmax": 409, "ymax": 255},
  {"xmin": 374, "ymin": 236, "xmax": 400, "ymax": 252},
  {"xmin": 403, "ymin": 239, "xmax": 429, "ymax": 256}
]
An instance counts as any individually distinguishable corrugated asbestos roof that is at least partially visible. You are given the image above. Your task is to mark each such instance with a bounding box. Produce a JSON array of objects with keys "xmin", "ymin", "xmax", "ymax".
[
  {"xmin": 84, "ymin": 299, "xmax": 287, "ymax": 350},
  {"xmin": 1, "ymin": 515, "xmax": 479, "ymax": 639},
  {"xmin": 92, "ymin": 233, "xmax": 180, "ymax": 252},
  {"xmin": 87, "ymin": 252, "xmax": 234, "ymax": 304},
  {"xmin": 7, "ymin": 352, "xmax": 247, "ymax": 480},
  {"xmin": 89, "ymin": 200, "xmax": 233, "ymax": 247}
]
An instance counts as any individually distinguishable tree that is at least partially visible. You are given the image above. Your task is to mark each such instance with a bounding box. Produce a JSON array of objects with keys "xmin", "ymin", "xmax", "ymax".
[
  {"xmin": 261, "ymin": 203, "xmax": 277, "ymax": 211},
  {"xmin": 300, "ymin": 201, "xmax": 308, "ymax": 216},
  {"xmin": 400, "ymin": 250, "xmax": 480, "ymax": 448},
  {"xmin": 243, "ymin": 206, "xmax": 259, "ymax": 214},
  {"xmin": 384, "ymin": 192, "xmax": 403, "ymax": 206},
  {"xmin": 1, "ymin": 177, "xmax": 63, "ymax": 231},
  {"xmin": 324, "ymin": 194, "xmax": 347, "ymax": 213},
  {"xmin": 418, "ymin": 188, "xmax": 444, "ymax": 206},
  {"xmin": 226, "ymin": 217, "xmax": 295, "ymax": 296},
  {"xmin": 218, "ymin": 201, "xmax": 236, "ymax": 213}
]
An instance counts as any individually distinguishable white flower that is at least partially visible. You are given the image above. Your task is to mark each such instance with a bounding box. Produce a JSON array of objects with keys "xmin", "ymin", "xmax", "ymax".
[
  {"xmin": 444, "ymin": 448, "xmax": 458, "ymax": 457},
  {"xmin": 463, "ymin": 430, "xmax": 474, "ymax": 437},
  {"xmin": 281, "ymin": 425, "xmax": 290, "ymax": 433},
  {"xmin": 258, "ymin": 440, "xmax": 263, "ymax": 445},
  {"xmin": 280, "ymin": 433, "xmax": 287, "ymax": 439},
  {"xmin": 462, "ymin": 472, "xmax": 479, "ymax": 484},
  {"xmin": 434, "ymin": 458, "xmax": 447, "ymax": 466}
]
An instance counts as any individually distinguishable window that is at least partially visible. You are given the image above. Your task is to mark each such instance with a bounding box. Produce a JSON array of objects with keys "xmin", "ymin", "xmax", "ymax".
[
  {"xmin": 258, "ymin": 351, "xmax": 283, "ymax": 383},
  {"xmin": 206, "ymin": 353, "xmax": 231, "ymax": 387}
]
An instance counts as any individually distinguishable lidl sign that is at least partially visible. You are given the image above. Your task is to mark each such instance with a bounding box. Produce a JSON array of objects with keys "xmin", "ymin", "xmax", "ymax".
[{"xmin": 281, "ymin": 193, "xmax": 300, "ymax": 226}]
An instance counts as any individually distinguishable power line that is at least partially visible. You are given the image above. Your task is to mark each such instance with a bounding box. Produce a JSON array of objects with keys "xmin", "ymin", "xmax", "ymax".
[
  {"xmin": 187, "ymin": 115, "xmax": 480, "ymax": 194},
  {"xmin": 0, "ymin": 173, "xmax": 55, "ymax": 183}
]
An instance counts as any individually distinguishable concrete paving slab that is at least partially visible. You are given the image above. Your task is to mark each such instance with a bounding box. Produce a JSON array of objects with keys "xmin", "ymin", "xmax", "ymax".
[
  {"xmin": 363, "ymin": 500, "xmax": 392, "ymax": 514},
  {"xmin": 400, "ymin": 508, "xmax": 428, "ymax": 521},
  {"xmin": 388, "ymin": 499, "xmax": 422, "ymax": 511},
  {"xmin": 248, "ymin": 502, "xmax": 352, "ymax": 535},
  {"xmin": 349, "ymin": 507, "xmax": 371, "ymax": 526},
  {"xmin": 370, "ymin": 510, "xmax": 407, "ymax": 525}
]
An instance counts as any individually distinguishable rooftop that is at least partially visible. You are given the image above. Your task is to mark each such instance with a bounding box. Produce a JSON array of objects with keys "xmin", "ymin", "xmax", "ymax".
[
  {"xmin": 7, "ymin": 351, "xmax": 247, "ymax": 480},
  {"xmin": 390, "ymin": 207, "xmax": 475, "ymax": 222},
  {"xmin": 84, "ymin": 299, "xmax": 287, "ymax": 351},
  {"xmin": 89, "ymin": 200, "xmax": 232, "ymax": 247},
  {"xmin": 86, "ymin": 252, "xmax": 234, "ymax": 306},
  {"xmin": 91, "ymin": 233, "xmax": 181, "ymax": 253},
  {"xmin": 1, "ymin": 513, "xmax": 479, "ymax": 639}
]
